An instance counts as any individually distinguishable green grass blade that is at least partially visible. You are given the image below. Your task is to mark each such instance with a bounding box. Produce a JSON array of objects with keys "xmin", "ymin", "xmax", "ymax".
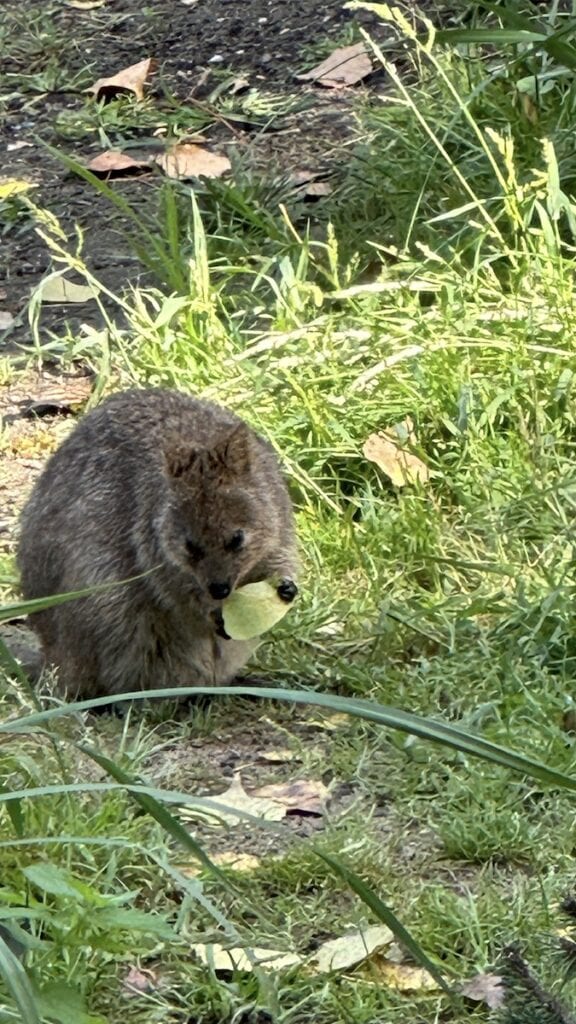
[
  {"xmin": 4, "ymin": 687, "xmax": 576, "ymax": 793},
  {"xmin": 436, "ymin": 28, "xmax": 548, "ymax": 45},
  {"xmin": 77, "ymin": 744, "xmax": 230, "ymax": 883},
  {"xmin": 0, "ymin": 933, "xmax": 41, "ymax": 1024},
  {"xmin": 315, "ymin": 850, "xmax": 453, "ymax": 996}
]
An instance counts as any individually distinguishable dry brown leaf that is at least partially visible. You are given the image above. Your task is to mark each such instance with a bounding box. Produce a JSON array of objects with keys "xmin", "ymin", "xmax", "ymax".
[
  {"xmin": 363, "ymin": 418, "xmax": 429, "ymax": 488},
  {"xmin": 297, "ymin": 43, "xmax": 372, "ymax": 88},
  {"xmin": 461, "ymin": 972, "xmax": 505, "ymax": 1009},
  {"xmin": 88, "ymin": 57, "xmax": 157, "ymax": 102},
  {"xmin": 193, "ymin": 942, "xmax": 301, "ymax": 973},
  {"xmin": 0, "ymin": 312, "xmax": 14, "ymax": 330},
  {"xmin": 87, "ymin": 150, "xmax": 151, "ymax": 176},
  {"xmin": 121, "ymin": 966, "xmax": 158, "ymax": 997},
  {"xmin": 306, "ymin": 712, "xmax": 349, "ymax": 732},
  {"xmin": 7, "ymin": 141, "xmax": 34, "ymax": 152},
  {"xmin": 253, "ymin": 778, "xmax": 328, "ymax": 815},
  {"xmin": 199, "ymin": 773, "xmax": 287, "ymax": 825},
  {"xmin": 175, "ymin": 851, "xmax": 262, "ymax": 878},
  {"xmin": 375, "ymin": 961, "xmax": 439, "ymax": 992},
  {"xmin": 257, "ymin": 748, "xmax": 297, "ymax": 763},
  {"xmin": 155, "ymin": 144, "xmax": 231, "ymax": 180},
  {"xmin": 313, "ymin": 925, "xmax": 393, "ymax": 973},
  {"xmin": 302, "ymin": 180, "xmax": 332, "ymax": 198},
  {"xmin": 38, "ymin": 276, "xmax": 99, "ymax": 304}
]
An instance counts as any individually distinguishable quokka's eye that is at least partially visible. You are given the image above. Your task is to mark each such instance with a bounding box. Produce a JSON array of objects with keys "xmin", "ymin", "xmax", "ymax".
[
  {"xmin": 186, "ymin": 538, "xmax": 205, "ymax": 562},
  {"xmin": 225, "ymin": 529, "xmax": 245, "ymax": 553}
]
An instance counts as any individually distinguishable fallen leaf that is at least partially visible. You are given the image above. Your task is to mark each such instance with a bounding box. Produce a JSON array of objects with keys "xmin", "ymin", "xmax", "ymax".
[
  {"xmin": 66, "ymin": 0, "xmax": 107, "ymax": 7},
  {"xmin": 306, "ymin": 712, "xmax": 349, "ymax": 732},
  {"xmin": 175, "ymin": 851, "xmax": 262, "ymax": 878},
  {"xmin": 7, "ymin": 141, "xmax": 34, "ymax": 152},
  {"xmin": 86, "ymin": 149, "xmax": 151, "ymax": 178},
  {"xmin": 121, "ymin": 966, "xmax": 158, "ymax": 997},
  {"xmin": 155, "ymin": 143, "xmax": 231, "ymax": 180},
  {"xmin": 363, "ymin": 418, "xmax": 429, "ymax": 487},
  {"xmin": 375, "ymin": 961, "xmax": 440, "ymax": 992},
  {"xmin": 302, "ymin": 180, "xmax": 332, "ymax": 198},
  {"xmin": 37, "ymin": 276, "xmax": 99, "ymax": 304},
  {"xmin": 15, "ymin": 372, "xmax": 93, "ymax": 416},
  {"xmin": 297, "ymin": 43, "xmax": 372, "ymax": 88},
  {"xmin": 0, "ymin": 312, "xmax": 14, "ymax": 329},
  {"xmin": 461, "ymin": 972, "xmax": 505, "ymax": 1009},
  {"xmin": 88, "ymin": 57, "xmax": 157, "ymax": 102},
  {"xmin": 313, "ymin": 925, "xmax": 393, "ymax": 973},
  {"xmin": 257, "ymin": 748, "xmax": 296, "ymax": 763},
  {"xmin": 222, "ymin": 580, "xmax": 293, "ymax": 640},
  {"xmin": 253, "ymin": 779, "xmax": 328, "ymax": 816},
  {"xmin": 0, "ymin": 179, "xmax": 35, "ymax": 200},
  {"xmin": 193, "ymin": 942, "xmax": 301, "ymax": 973},
  {"xmin": 198, "ymin": 773, "xmax": 287, "ymax": 825}
]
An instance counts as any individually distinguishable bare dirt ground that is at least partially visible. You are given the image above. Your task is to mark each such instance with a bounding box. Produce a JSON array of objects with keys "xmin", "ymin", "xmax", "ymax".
[{"xmin": 1, "ymin": 0, "xmax": 387, "ymax": 352}]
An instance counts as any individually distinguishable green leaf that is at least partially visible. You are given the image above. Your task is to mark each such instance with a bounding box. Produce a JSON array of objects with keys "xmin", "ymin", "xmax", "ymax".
[
  {"xmin": 0, "ymin": 933, "xmax": 41, "ymax": 1024},
  {"xmin": 36, "ymin": 980, "xmax": 106, "ymax": 1024},
  {"xmin": 22, "ymin": 863, "xmax": 107, "ymax": 905},
  {"xmin": 92, "ymin": 905, "xmax": 178, "ymax": 940}
]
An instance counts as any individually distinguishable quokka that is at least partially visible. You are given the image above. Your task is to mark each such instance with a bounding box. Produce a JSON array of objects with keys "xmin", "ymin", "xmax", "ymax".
[{"xmin": 17, "ymin": 389, "xmax": 298, "ymax": 699}]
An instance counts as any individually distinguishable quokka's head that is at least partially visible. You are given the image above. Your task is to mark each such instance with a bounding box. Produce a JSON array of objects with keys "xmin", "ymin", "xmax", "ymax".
[{"xmin": 158, "ymin": 423, "xmax": 278, "ymax": 606}]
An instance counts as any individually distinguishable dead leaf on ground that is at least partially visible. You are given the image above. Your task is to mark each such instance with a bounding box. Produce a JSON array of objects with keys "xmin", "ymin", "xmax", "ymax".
[
  {"xmin": 375, "ymin": 960, "xmax": 440, "ymax": 992},
  {"xmin": 313, "ymin": 925, "xmax": 393, "ymax": 973},
  {"xmin": 155, "ymin": 144, "xmax": 231, "ymax": 180},
  {"xmin": 175, "ymin": 851, "xmax": 262, "ymax": 878},
  {"xmin": 461, "ymin": 972, "xmax": 505, "ymax": 1009},
  {"xmin": 306, "ymin": 712, "xmax": 349, "ymax": 732},
  {"xmin": 296, "ymin": 43, "xmax": 372, "ymax": 88},
  {"xmin": 121, "ymin": 966, "xmax": 159, "ymax": 997},
  {"xmin": 87, "ymin": 150, "xmax": 151, "ymax": 177},
  {"xmin": 37, "ymin": 276, "xmax": 99, "ymax": 304},
  {"xmin": 363, "ymin": 417, "xmax": 430, "ymax": 488},
  {"xmin": 189, "ymin": 774, "xmax": 287, "ymax": 826},
  {"xmin": 257, "ymin": 748, "xmax": 297, "ymax": 764},
  {"xmin": 66, "ymin": 0, "xmax": 107, "ymax": 7},
  {"xmin": 7, "ymin": 141, "xmax": 34, "ymax": 153},
  {"xmin": 193, "ymin": 942, "xmax": 301, "ymax": 973},
  {"xmin": 0, "ymin": 312, "xmax": 14, "ymax": 330},
  {"xmin": 253, "ymin": 779, "xmax": 328, "ymax": 815},
  {"xmin": 88, "ymin": 57, "xmax": 157, "ymax": 102}
]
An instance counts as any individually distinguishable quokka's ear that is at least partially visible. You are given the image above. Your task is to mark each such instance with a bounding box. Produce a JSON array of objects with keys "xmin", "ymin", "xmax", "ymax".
[
  {"xmin": 211, "ymin": 424, "xmax": 253, "ymax": 476},
  {"xmin": 165, "ymin": 443, "xmax": 202, "ymax": 480}
]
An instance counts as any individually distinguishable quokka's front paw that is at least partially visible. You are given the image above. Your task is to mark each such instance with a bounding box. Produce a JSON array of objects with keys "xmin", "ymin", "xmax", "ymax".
[{"xmin": 277, "ymin": 578, "xmax": 298, "ymax": 603}]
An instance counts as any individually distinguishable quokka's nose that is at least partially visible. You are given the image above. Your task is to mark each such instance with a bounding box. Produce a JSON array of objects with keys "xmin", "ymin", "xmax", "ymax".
[{"xmin": 209, "ymin": 581, "xmax": 231, "ymax": 600}]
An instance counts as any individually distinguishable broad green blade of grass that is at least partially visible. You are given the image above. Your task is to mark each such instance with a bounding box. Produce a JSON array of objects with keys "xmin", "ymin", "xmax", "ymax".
[
  {"xmin": 76, "ymin": 745, "xmax": 231, "ymax": 883},
  {"xmin": 315, "ymin": 850, "xmax": 453, "ymax": 996},
  {"xmin": 435, "ymin": 28, "xmax": 548, "ymax": 45},
  {"xmin": 0, "ymin": 570, "xmax": 158, "ymax": 621},
  {"xmin": 3, "ymin": 687, "xmax": 575, "ymax": 793},
  {"xmin": 0, "ymin": 933, "xmax": 41, "ymax": 1024}
]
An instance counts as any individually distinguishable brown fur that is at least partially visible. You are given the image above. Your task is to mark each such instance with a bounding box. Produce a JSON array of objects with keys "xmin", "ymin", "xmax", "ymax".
[{"xmin": 17, "ymin": 389, "xmax": 298, "ymax": 698}]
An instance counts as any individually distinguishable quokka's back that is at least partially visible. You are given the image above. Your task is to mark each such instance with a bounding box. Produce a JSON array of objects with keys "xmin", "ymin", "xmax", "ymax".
[{"xmin": 17, "ymin": 388, "xmax": 298, "ymax": 699}]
